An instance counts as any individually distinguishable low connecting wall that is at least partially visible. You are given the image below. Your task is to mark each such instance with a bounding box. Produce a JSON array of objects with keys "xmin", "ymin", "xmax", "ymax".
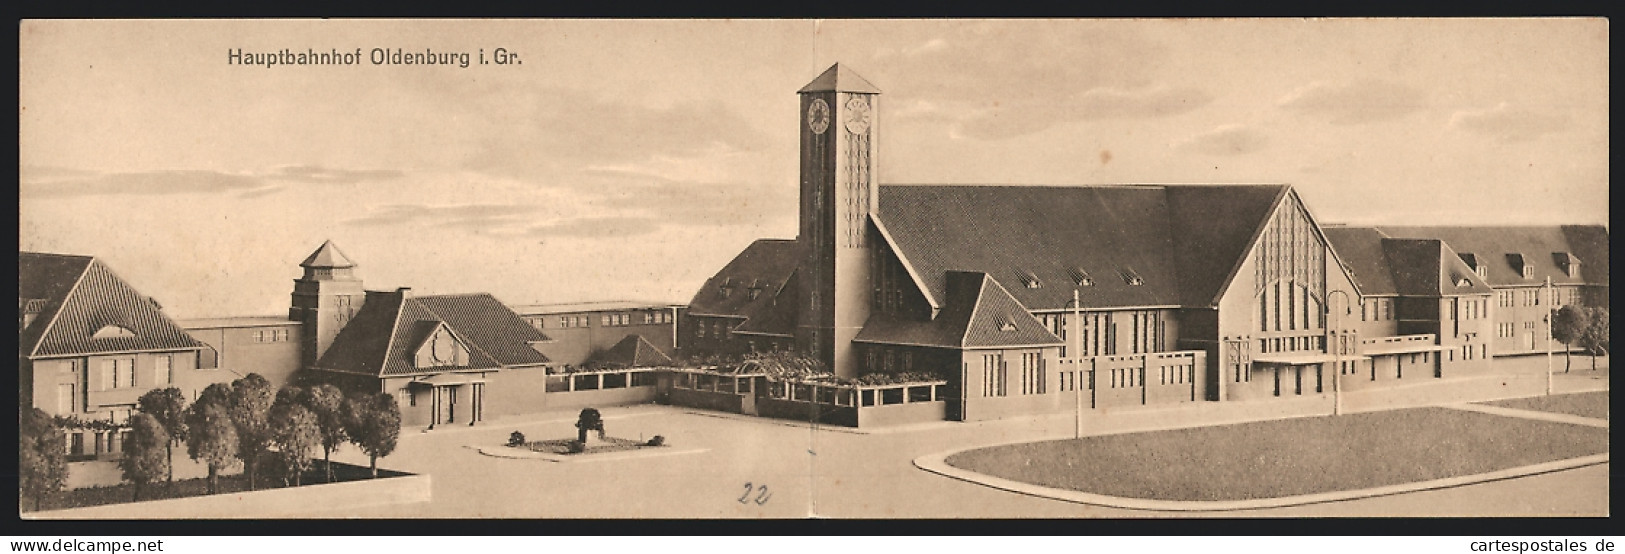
[
  {"xmin": 966, "ymin": 351, "xmax": 1205, "ymax": 421},
  {"xmin": 29, "ymin": 471, "xmax": 431, "ymax": 519}
]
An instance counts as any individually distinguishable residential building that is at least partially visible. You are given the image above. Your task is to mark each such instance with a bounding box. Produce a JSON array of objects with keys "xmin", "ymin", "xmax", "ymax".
[
  {"xmin": 19, "ymin": 252, "xmax": 216, "ymax": 459},
  {"xmin": 1375, "ymin": 226, "xmax": 1609, "ymax": 356}
]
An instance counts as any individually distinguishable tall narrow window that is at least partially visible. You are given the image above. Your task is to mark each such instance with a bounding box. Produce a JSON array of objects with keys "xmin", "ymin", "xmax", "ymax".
[{"xmin": 155, "ymin": 355, "xmax": 172, "ymax": 385}]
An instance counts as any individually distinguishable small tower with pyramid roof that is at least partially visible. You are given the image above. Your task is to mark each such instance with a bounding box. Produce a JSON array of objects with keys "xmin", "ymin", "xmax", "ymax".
[
  {"xmin": 289, "ymin": 240, "xmax": 366, "ymax": 369},
  {"xmin": 795, "ymin": 63, "xmax": 882, "ymax": 378}
]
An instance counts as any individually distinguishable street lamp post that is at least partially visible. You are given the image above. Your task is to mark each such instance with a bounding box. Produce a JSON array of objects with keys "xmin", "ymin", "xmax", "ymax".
[
  {"xmin": 1326, "ymin": 289, "xmax": 1351, "ymax": 416},
  {"xmin": 1545, "ymin": 276, "xmax": 1554, "ymax": 396},
  {"xmin": 1071, "ymin": 289, "xmax": 1084, "ymax": 439}
]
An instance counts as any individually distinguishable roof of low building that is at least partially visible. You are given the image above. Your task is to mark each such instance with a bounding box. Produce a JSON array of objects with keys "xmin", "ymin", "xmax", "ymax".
[
  {"xmin": 178, "ymin": 315, "xmax": 302, "ymax": 329},
  {"xmin": 511, "ymin": 300, "xmax": 685, "ymax": 315},
  {"xmin": 20, "ymin": 252, "xmax": 209, "ymax": 358},
  {"xmin": 1323, "ymin": 229, "xmax": 1496, "ymax": 297},
  {"xmin": 855, "ymin": 271, "xmax": 1061, "ymax": 349},
  {"xmin": 687, "ymin": 239, "xmax": 801, "ymax": 331},
  {"xmin": 597, "ymin": 334, "xmax": 675, "ymax": 367},
  {"xmin": 317, "ymin": 291, "xmax": 551, "ymax": 377}
]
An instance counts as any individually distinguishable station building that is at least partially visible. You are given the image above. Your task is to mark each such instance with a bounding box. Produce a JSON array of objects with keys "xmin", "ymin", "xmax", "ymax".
[{"xmin": 682, "ymin": 64, "xmax": 1608, "ymax": 422}]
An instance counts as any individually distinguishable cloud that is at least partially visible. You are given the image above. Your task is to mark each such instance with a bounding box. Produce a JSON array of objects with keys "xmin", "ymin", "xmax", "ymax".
[
  {"xmin": 456, "ymin": 86, "xmax": 771, "ymax": 186},
  {"xmin": 861, "ymin": 21, "xmax": 1202, "ymax": 138},
  {"xmin": 20, "ymin": 164, "xmax": 404, "ymax": 199},
  {"xmin": 261, "ymin": 165, "xmax": 404, "ymax": 184},
  {"xmin": 343, "ymin": 203, "xmax": 543, "ymax": 232},
  {"xmin": 1449, "ymin": 102, "xmax": 1572, "ymax": 142},
  {"xmin": 1277, "ymin": 79, "xmax": 1428, "ymax": 124},
  {"xmin": 954, "ymin": 85, "xmax": 1213, "ymax": 140},
  {"xmin": 1175, "ymin": 124, "xmax": 1270, "ymax": 156},
  {"xmin": 21, "ymin": 169, "xmax": 269, "ymax": 198},
  {"xmin": 523, "ymin": 216, "xmax": 664, "ymax": 240}
]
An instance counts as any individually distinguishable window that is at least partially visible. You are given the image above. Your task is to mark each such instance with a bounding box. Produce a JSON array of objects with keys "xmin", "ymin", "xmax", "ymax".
[
  {"xmin": 58, "ymin": 384, "xmax": 76, "ymax": 414},
  {"xmin": 696, "ymin": 319, "xmax": 707, "ymax": 338},
  {"xmin": 982, "ymin": 354, "xmax": 1005, "ymax": 397},
  {"xmin": 155, "ymin": 355, "xmax": 172, "ymax": 385},
  {"xmin": 1020, "ymin": 352, "xmax": 1044, "ymax": 395}
]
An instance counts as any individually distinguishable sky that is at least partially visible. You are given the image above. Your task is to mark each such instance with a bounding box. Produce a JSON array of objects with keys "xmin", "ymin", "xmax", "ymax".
[{"xmin": 19, "ymin": 19, "xmax": 1609, "ymax": 319}]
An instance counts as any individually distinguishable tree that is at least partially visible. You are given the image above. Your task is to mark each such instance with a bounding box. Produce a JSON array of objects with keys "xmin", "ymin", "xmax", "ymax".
[
  {"xmin": 19, "ymin": 408, "xmax": 67, "ymax": 511},
  {"xmin": 119, "ymin": 414, "xmax": 170, "ymax": 502},
  {"xmin": 1581, "ymin": 307, "xmax": 1609, "ymax": 371},
  {"xmin": 268, "ymin": 401, "xmax": 320, "ymax": 487},
  {"xmin": 1549, "ymin": 306, "xmax": 1589, "ymax": 373},
  {"xmin": 346, "ymin": 392, "xmax": 401, "ymax": 478},
  {"xmin": 137, "ymin": 387, "xmax": 188, "ymax": 483},
  {"xmin": 302, "ymin": 384, "xmax": 349, "ymax": 483},
  {"xmin": 186, "ymin": 384, "xmax": 238, "ymax": 495},
  {"xmin": 228, "ymin": 374, "xmax": 276, "ymax": 490}
]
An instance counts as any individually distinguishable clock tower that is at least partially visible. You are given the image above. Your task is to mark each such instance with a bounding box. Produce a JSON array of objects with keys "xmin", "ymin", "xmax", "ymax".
[
  {"xmin": 289, "ymin": 240, "xmax": 366, "ymax": 369},
  {"xmin": 796, "ymin": 63, "xmax": 880, "ymax": 378}
]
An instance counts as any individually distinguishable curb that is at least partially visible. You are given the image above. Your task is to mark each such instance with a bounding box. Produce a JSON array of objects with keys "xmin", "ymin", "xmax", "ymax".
[{"xmin": 913, "ymin": 450, "xmax": 1608, "ymax": 512}]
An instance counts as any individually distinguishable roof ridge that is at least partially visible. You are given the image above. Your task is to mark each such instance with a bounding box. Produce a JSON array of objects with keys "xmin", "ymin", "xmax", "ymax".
[{"xmin": 20, "ymin": 251, "xmax": 97, "ymax": 260}]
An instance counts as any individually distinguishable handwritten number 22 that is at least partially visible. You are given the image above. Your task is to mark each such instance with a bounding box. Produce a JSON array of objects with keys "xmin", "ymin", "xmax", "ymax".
[{"xmin": 739, "ymin": 482, "xmax": 772, "ymax": 505}]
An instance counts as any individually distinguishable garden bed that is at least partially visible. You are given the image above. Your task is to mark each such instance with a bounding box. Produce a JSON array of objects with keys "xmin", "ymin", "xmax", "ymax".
[
  {"xmin": 520, "ymin": 437, "xmax": 656, "ymax": 455},
  {"xmin": 21, "ymin": 461, "xmax": 411, "ymax": 513},
  {"xmin": 943, "ymin": 407, "xmax": 1609, "ymax": 502}
]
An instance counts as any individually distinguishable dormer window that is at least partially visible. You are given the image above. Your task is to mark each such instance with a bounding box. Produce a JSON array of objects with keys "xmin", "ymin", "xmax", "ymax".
[
  {"xmin": 747, "ymin": 279, "xmax": 764, "ymax": 300},
  {"xmin": 1506, "ymin": 253, "xmax": 1533, "ymax": 280},
  {"xmin": 1554, "ymin": 252, "xmax": 1580, "ymax": 278},
  {"xmin": 719, "ymin": 277, "xmax": 735, "ymax": 298},
  {"xmin": 1068, "ymin": 267, "xmax": 1093, "ymax": 287},
  {"xmin": 1118, "ymin": 267, "xmax": 1144, "ymax": 286},
  {"xmin": 998, "ymin": 319, "xmax": 1018, "ymax": 332},
  {"xmin": 1458, "ymin": 253, "xmax": 1488, "ymax": 278},
  {"xmin": 93, "ymin": 325, "xmax": 136, "ymax": 339},
  {"xmin": 1018, "ymin": 271, "xmax": 1042, "ymax": 289}
]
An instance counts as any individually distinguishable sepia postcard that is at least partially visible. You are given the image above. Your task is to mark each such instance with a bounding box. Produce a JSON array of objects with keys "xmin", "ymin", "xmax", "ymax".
[{"xmin": 17, "ymin": 18, "xmax": 1609, "ymax": 521}]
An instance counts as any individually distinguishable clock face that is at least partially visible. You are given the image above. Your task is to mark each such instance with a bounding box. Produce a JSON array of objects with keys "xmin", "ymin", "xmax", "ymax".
[
  {"xmin": 844, "ymin": 96, "xmax": 872, "ymax": 135},
  {"xmin": 807, "ymin": 99, "xmax": 830, "ymax": 135}
]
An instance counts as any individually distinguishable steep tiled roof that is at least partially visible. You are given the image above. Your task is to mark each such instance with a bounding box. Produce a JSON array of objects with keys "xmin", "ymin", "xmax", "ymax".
[
  {"xmin": 1378, "ymin": 226, "xmax": 1609, "ymax": 287},
  {"xmin": 1322, "ymin": 230, "xmax": 1495, "ymax": 297},
  {"xmin": 875, "ymin": 184, "xmax": 1288, "ymax": 311},
  {"xmin": 1323, "ymin": 227, "xmax": 1400, "ymax": 295},
  {"xmin": 855, "ymin": 271, "xmax": 1060, "ymax": 349},
  {"xmin": 317, "ymin": 291, "xmax": 550, "ymax": 377},
  {"xmin": 412, "ymin": 294, "xmax": 551, "ymax": 368},
  {"xmin": 20, "ymin": 253, "xmax": 208, "ymax": 358},
  {"xmin": 688, "ymin": 239, "xmax": 800, "ymax": 332},
  {"xmin": 598, "ymin": 334, "xmax": 674, "ymax": 367},
  {"xmin": 732, "ymin": 271, "xmax": 799, "ymax": 337},
  {"xmin": 300, "ymin": 240, "xmax": 356, "ymax": 269}
]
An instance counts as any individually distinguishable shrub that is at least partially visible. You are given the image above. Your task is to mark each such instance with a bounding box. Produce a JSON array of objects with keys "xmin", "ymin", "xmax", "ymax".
[
  {"xmin": 508, "ymin": 431, "xmax": 526, "ymax": 447},
  {"xmin": 567, "ymin": 440, "xmax": 586, "ymax": 454},
  {"xmin": 646, "ymin": 435, "xmax": 665, "ymax": 447}
]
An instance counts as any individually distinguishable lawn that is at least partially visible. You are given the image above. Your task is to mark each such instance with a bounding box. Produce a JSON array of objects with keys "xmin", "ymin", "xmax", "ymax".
[
  {"xmin": 1480, "ymin": 391, "xmax": 1609, "ymax": 421},
  {"xmin": 944, "ymin": 407, "xmax": 1608, "ymax": 502},
  {"xmin": 22, "ymin": 461, "xmax": 411, "ymax": 513}
]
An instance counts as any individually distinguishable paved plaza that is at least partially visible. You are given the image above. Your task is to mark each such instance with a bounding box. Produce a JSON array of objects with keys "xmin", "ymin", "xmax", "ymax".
[{"xmin": 295, "ymin": 356, "xmax": 1608, "ymax": 518}]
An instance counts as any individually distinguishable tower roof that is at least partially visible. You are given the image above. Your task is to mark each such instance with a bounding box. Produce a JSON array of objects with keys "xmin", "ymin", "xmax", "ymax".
[
  {"xmin": 300, "ymin": 240, "xmax": 357, "ymax": 269},
  {"xmin": 798, "ymin": 63, "xmax": 882, "ymax": 94}
]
